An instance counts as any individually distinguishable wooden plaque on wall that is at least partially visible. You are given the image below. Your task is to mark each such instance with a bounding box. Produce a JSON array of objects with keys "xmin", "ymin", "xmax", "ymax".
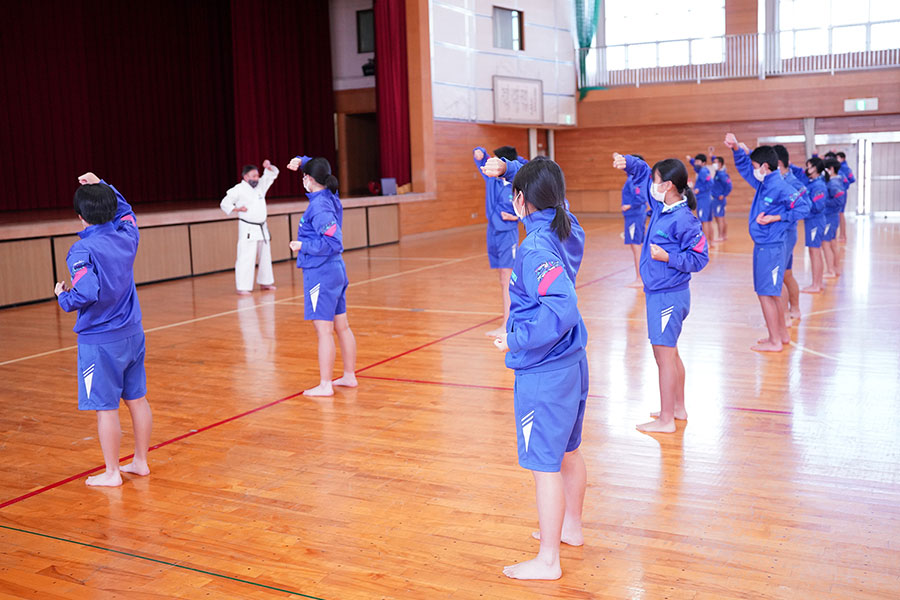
[{"xmin": 493, "ymin": 76, "xmax": 543, "ymax": 125}]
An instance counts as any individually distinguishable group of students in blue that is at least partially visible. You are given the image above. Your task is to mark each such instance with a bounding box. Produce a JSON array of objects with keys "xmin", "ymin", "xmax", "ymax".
[{"xmin": 54, "ymin": 155, "xmax": 355, "ymax": 488}]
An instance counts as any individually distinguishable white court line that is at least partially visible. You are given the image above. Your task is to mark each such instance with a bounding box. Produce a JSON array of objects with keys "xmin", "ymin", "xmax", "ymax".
[{"xmin": 0, "ymin": 253, "xmax": 483, "ymax": 367}]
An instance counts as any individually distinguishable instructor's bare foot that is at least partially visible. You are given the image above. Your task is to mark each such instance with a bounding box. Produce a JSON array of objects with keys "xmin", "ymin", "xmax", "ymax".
[
  {"xmin": 626, "ymin": 279, "xmax": 643, "ymax": 288},
  {"xmin": 303, "ymin": 382, "xmax": 334, "ymax": 397},
  {"xmin": 801, "ymin": 285, "xmax": 822, "ymax": 294},
  {"xmin": 121, "ymin": 461, "xmax": 150, "ymax": 476},
  {"xmin": 502, "ymin": 556, "xmax": 562, "ymax": 581},
  {"xmin": 532, "ymin": 527, "xmax": 583, "ymax": 547},
  {"xmin": 86, "ymin": 470, "xmax": 123, "ymax": 487},
  {"xmin": 260, "ymin": 284, "xmax": 277, "ymax": 291},
  {"xmin": 751, "ymin": 340, "xmax": 783, "ymax": 352},
  {"xmin": 485, "ymin": 326, "xmax": 506, "ymax": 338},
  {"xmin": 333, "ymin": 374, "xmax": 358, "ymax": 388},
  {"xmin": 636, "ymin": 419, "xmax": 676, "ymax": 433},
  {"xmin": 824, "ymin": 271, "xmax": 837, "ymax": 279},
  {"xmin": 651, "ymin": 409, "xmax": 687, "ymax": 420}
]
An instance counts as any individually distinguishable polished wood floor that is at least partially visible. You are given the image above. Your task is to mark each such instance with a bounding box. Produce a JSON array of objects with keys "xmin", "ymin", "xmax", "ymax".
[{"xmin": 1, "ymin": 214, "xmax": 898, "ymax": 599}]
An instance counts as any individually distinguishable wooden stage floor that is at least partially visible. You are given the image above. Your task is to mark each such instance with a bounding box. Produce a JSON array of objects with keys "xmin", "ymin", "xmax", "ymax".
[{"xmin": 0, "ymin": 215, "xmax": 898, "ymax": 599}]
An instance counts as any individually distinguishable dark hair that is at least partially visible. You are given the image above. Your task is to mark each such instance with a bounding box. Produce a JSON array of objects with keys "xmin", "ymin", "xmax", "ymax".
[
  {"xmin": 750, "ymin": 146, "xmax": 778, "ymax": 171},
  {"xmin": 836, "ymin": 151, "xmax": 846, "ymax": 160},
  {"xmin": 652, "ymin": 159, "xmax": 697, "ymax": 211},
  {"xmin": 302, "ymin": 157, "xmax": 339, "ymax": 193},
  {"xmin": 694, "ymin": 153, "xmax": 707, "ymax": 163},
  {"xmin": 73, "ymin": 183, "xmax": 117, "ymax": 225},
  {"xmin": 242, "ymin": 164, "xmax": 259, "ymax": 177},
  {"xmin": 773, "ymin": 144, "xmax": 790, "ymax": 167},
  {"xmin": 824, "ymin": 157, "xmax": 841, "ymax": 176},
  {"xmin": 807, "ymin": 156, "xmax": 826, "ymax": 178},
  {"xmin": 511, "ymin": 157, "xmax": 571, "ymax": 241},
  {"xmin": 824, "ymin": 151, "xmax": 837, "ymax": 159},
  {"xmin": 494, "ymin": 146, "xmax": 518, "ymax": 162},
  {"xmin": 714, "ymin": 155, "xmax": 726, "ymax": 166},
  {"xmin": 632, "ymin": 154, "xmax": 645, "ymax": 162}
]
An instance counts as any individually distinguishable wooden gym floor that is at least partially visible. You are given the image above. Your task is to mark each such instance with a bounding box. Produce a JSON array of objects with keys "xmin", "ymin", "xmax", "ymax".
[{"xmin": 0, "ymin": 214, "xmax": 898, "ymax": 599}]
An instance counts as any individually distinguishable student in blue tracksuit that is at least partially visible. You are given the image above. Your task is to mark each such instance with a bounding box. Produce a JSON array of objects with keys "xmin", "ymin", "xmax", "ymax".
[
  {"xmin": 822, "ymin": 157, "xmax": 846, "ymax": 279},
  {"xmin": 709, "ymin": 151, "xmax": 733, "ymax": 241},
  {"xmin": 287, "ymin": 156, "xmax": 357, "ymax": 397},
  {"xmin": 790, "ymin": 162, "xmax": 810, "ymax": 186},
  {"xmin": 614, "ymin": 153, "xmax": 708, "ymax": 433},
  {"xmin": 481, "ymin": 155, "xmax": 587, "ymax": 582},
  {"xmin": 474, "ymin": 145, "xmax": 522, "ymax": 336},
  {"xmin": 688, "ymin": 153, "xmax": 714, "ymax": 242},
  {"xmin": 55, "ymin": 172, "xmax": 153, "ymax": 488},
  {"xmin": 724, "ymin": 133, "xmax": 796, "ymax": 352},
  {"xmin": 801, "ymin": 157, "xmax": 828, "ymax": 293},
  {"xmin": 773, "ymin": 145, "xmax": 811, "ymax": 326},
  {"xmin": 621, "ymin": 153, "xmax": 647, "ymax": 288},
  {"xmin": 836, "ymin": 151, "xmax": 855, "ymax": 243}
]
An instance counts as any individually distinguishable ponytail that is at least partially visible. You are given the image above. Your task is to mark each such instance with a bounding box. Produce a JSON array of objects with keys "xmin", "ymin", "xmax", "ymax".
[
  {"xmin": 325, "ymin": 174, "xmax": 339, "ymax": 193},
  {"xmin": 302, "ymin": 157, "xmax": 339, "ymax": 194},
  {"xmin": 683, "ymin": 187, "xmax": 697, "ymax": 211},
  {"xmin": 552, "ymin": 204, "xmax": 571, "ymax": 241}
]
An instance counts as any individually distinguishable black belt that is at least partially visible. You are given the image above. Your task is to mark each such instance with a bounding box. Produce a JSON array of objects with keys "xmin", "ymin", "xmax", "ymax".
[{"xmin": 239, "ymin": 218, "xmax": 269, "ymax": 244}]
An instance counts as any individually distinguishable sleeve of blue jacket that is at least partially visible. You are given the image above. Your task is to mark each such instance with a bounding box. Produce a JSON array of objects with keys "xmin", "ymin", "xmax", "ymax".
[
  {"xmin": 501, "ymin": 158, "xmax": 524, "ymax": 183},
  {"xmin": 102, "ymin": 180, "xmax": 140, "ymax": 246},
  {"xmin": 732, "ymin": 148, "xmax": 760, "ymax": 190},
  {"xmin": 790, "ymin": 164, "xmax": 809, "ymax": 185},
  {"xmin": 473, "ymin": 146, "xmax": 489, "ymax": 182},
  {"xmin": 624, "ymin": 154, "xmax": 654, "ymax": 208},
  {"xmin": 694, "ymin": 166, "xmax": 713, "ymax": 195},
  {"xmin": 301, "ymin": 210, "xmax": 343, "ymax": 256},
  {"xmin": 668, "ymin": 219, "xmax": 709, "ymax": 274},
  {"xmin": 782, "ymin": 187, "xmax": 811, "ymax": 224},
  {"xmin": 58, "ymin": 248, "xmax": 99, "ymax": 312},
  {"xmin": 506, "ymin": 249, "xmax": 580, "ymax": 354},
  {"xmin": 826, "ymin": 179, "xmax": 846, "ymax": 211},
  {"xmin": 719, "ymin": 172, "xmax": 733, "ymax": 198},
  {"xmin": 840, "ymin": 162, "xmax": 856, "ymax": 185}
]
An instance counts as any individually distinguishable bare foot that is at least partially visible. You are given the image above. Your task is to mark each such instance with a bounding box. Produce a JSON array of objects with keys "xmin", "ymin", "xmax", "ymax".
[
  {"xmin": 303, "ymin": 382, "xmax": 334, "ymax": 397},
  {"xmin": 751, "ymin": 340, "xmax": 783, "ymax": 352},
  {"xmin": 789, "ymin": 310, "xmax": 801, "ymax": 322},
  {"xmin": 260, "ymin": 284, "xmax": 277, "ymax": 291},
  {"xmin": 121, "ymin": 461, "xmax": 150, "ymax": 476},
  {"xmin": 86, "ymin": 470, "xmax": 123, "ymax": 487},
  {"xmin": 824, "ymin": 271, "xmax": 837, "ymax": 279},
  {"xmin": 636, "ymin": 419, "xmax": 676, "ymax": 433},
  {"xmin": 333, "ymin": 374, "xmax": 358, "ymax": 388},
  {"xmin": 626, "ymin": 280, "xmax": 643, "ymax": 288},
  {"xmin": 532, "ymin": 528, "xmax": 583, "ymax": 547},
  {"xmin": 236, "ymin": 290, "xmax": 252, "ymax": 296},
  {"xmin": 651, "ymin": 409, "xmax": 687, "ymax": 420},
  {"xmin": 485, "ymin": 326, "xmax": 506, "ymax": 338},
  {"xmin": 801, "ymin": 285, "xmax": 822, "ymax": 294},
  {"xmin": 502, "ymin": 556, "xmax": 562, "ymax": 581}
]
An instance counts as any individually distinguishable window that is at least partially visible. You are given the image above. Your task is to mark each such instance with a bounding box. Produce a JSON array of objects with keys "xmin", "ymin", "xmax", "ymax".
[
  {"xmin": 493, "ymin": 7, "xmax": 524, "ymax": 51},
  {"xmin": 604, "ymin": 0, "xmax": 725, "ymax": 70},
  {"xmin": 778, "ymin": 0, "xmax": 900, "ymax": 58},
  {"xmin": 357, "ymin": 9, "xmax": 374, "ymax": 54}
]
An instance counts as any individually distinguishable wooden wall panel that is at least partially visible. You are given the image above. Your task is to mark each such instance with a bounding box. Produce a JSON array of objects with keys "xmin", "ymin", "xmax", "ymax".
[
  {"xmin": 52, "ymin": 234, "xmax": 80, "ymax": 285},
  {"xmin": 132, "ymin": 225, "xmax": 192, "ymax": 284},
  {"xmin": 400, "ymin": 121, "xmax": 530, "ymax": 236},
  {"xmin": 726, "ymin": 0, "xmax": 758, "ymax": 35},
  {"xmin": 267, "ymin": 215, "xmax": 291, "ymax": 262},
  {"xmin": 344, "ymin": 207, "xmax": 368, "ymax": 249},
  {"xmin": 367, "ymin": 204, "xmax": 399, "ymax": 246},
  {"xmin": 190, "ymin": 220, "xmax": 238, "ymax": 275},
  {"xmin": 334, "ymin": 88, "xmax": 376, "ymax": 114},
  {"xmin": 289, "ymin": 212, "xmax": 303, "ymax": 262},
  {"xmin": 0, "ymin": 238, "xmax": 54, "ymax": 306}
]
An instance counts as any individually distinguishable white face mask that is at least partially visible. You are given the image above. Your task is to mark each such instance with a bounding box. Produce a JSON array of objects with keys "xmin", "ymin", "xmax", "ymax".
[
  {"xmin": 513, "ymin": 192, "xmax": 526, "ymax": 219},
  {"xmin": 753, "ymin": 167, "xmax": 766, "ymax": 182},
  {"xmin": 302, "ymin": 175, "xmax": 313, "ymax": 193},
  {"xmin": 650, "ymin": 182, "xmax": 668, "ymax": 202},
  {"xmin": 709, "ymin": 163, "xmax": 718, "ymax": 173}
]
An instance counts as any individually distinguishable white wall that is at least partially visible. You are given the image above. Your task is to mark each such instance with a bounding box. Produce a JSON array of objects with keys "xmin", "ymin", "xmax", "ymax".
[
  {"xmin": 330, "ymin": 0, "xmax": 375, "ymax": 91},
  {"xmin": 429, "ymin": 0, "xmax": 577, "ymax": 125}
]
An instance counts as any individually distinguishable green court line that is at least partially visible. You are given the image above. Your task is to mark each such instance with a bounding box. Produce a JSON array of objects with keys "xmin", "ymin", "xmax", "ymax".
[{"xmin": 0, "ymin": 524, "xmax": 327, "ymax": 600}]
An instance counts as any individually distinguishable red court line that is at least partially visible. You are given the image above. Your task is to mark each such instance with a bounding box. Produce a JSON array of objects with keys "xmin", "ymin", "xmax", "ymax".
[
  {"xmin": 0, "ymin": 316, "xmax": 500, "ymax": 510},
  {"xmin": 575, "ymin": 266, "xmax": 632, "ymax": 289},
  {"xmin": 357, "ymin": 374, "xmax": 608, "ymax": 400},
  {"xmin": 725, "ymin": 406, "xmax": 792, "ymax": 415}
]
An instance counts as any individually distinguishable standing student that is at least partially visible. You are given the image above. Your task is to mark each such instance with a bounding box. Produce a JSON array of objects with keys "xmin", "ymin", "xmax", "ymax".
[
  {"xmin": 474, "ymin": 145, "xmax": 522, "ymax": 336},
  {"xmin": 709, "ymin": 149, "xmax": 732, "ymax": 241},
  {"xmin": 773, "ymin": 145, "xmax": 811, "ymax": 325},
  {"xmin": 482, "ymin": 155, "xmax": 588, "ymax": 582},
  {"xmin": 621, "ymin": 153, "xmax": 647, "ymax": 287},
  {"xmin": 55, "ymin": 172, "xmax": 152, "ymax": 487},
  {"xmin": 835, "ymin": 151, "xmax": 855, "ymax": 243},
  {"xmin": 614, "ymin": 153, "xmax": 708, "ymax": 433},
  {"xmin": 724, "ymin": 133, "xmax": 795, "ymax": 352},
  {"xmin": 801, "ymin": 157, "xmax": 828, "ymax": 293},
  {"xmin": 287, "ymin": 156, "xmax": 357, "ymax": 397},
  {"xmin": 688, "ymin": 153, "xmax": 714, "ymax": 242},
  {"xmin": 822, "ymin": 158, "xmax": 845, "ymax": 278},
  {"xmin": 220, "ymin": 160, "xmax": 280, "ymax": 295}
]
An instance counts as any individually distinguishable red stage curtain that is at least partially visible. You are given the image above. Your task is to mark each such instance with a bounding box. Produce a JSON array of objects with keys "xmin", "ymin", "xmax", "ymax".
[{"xmin": 375, "ymin": 0, "xmax": 412, "ymax": 187}]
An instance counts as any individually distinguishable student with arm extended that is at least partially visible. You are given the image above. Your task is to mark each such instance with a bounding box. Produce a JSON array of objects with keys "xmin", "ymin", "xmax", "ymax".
[
  {"xmin": 687, "ymin": 153, "xmax": 714, "ymax": 242},
  {"xmin": 773, "ymin": 144, "xmax": 811, "ymax": 326},
  {"xmin": 708, "ymin": 147, "xmax": 732, "ymax": 241},
  {"xmin": 835, "ymin": 151, "xmax": 855, "ymax": 243},
  {"xmin": 821, "ymin": 158, "xmax": 846, "ymax": 278},
  {"xmin": 621, "ymin": 153, "xmax": 647, "ymax": 288},
  {"xmin": 800, "ymin": 157, "xmax": 828, "ymax": 293}
]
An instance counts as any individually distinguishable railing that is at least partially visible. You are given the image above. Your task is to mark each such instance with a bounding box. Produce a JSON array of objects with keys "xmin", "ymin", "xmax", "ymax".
[{"xmin": 578, "ymin": 21, "xmax": 900, "ymax": 89}]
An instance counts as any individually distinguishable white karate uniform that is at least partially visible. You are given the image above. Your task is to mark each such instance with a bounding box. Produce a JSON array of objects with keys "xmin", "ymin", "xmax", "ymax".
[{"xmin": 220, "ymin": 166, "xmax": 279, "ymax": 292}]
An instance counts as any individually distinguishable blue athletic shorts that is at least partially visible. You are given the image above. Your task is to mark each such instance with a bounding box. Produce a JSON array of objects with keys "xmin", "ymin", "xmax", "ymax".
[
  {"xmin": 513, "ymin": 356, "xmax": 589, "ymax": 473},
  {"xmin": 696, "ymin": 196, "xmax": 713, "ymax": 223},
  {"xmin": 804, "ymin": 215, "xmax": 825, "ymax": 248},
  {"xmin": 822, "ymin": 213, "xmax": 839, "ymax": 242},
  {"xmin": 303, "ymin": 259, "xmax": 348, "ymax": 321},
  {"xmin": 645, "ymin": 288, "xmax": 691, "ymax": 347},
  {"xmin": 487, "ymin": 227, "xmax": 518, "ymax": 269},
  {"xmin": 623, "ymin": 215, "xmax": 645, "ymax": 245},
  {"xmin": 753, "ymin": 242, "xmax": 786, "ymax": 296},
  {"xmin": 712, "ymin": 198, "xmax": 727, "ymax": 218},
  {"xmin": 785, "ymin": 226, "xmax": 798, "ymax": 270},
  {"xmin": 76, "ymin": 332, "xmax": 147, "ymax": 411}
]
